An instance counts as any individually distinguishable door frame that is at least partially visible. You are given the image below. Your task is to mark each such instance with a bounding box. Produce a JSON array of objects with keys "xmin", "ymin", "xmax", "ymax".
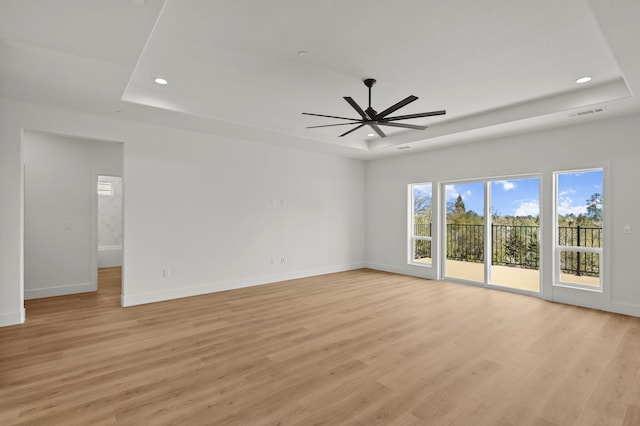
[{"xmin": 439, "ymin": 173, "xmax": 543, "ymax": 297}]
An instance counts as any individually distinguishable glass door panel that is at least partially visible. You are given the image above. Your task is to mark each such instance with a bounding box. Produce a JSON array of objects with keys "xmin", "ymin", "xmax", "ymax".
[
  {"xmin": 489, "ymin": 178, "xmax": 540, "ymax": 292},
  {"xmin": 444, "ymin": 182, "xmax": 485, "ymax": 283}
]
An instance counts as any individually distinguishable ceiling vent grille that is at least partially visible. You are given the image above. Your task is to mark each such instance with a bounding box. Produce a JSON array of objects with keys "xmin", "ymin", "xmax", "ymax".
[{"xmin": 569, "ymin": 107, "xmax": 607, "ymax": 117}]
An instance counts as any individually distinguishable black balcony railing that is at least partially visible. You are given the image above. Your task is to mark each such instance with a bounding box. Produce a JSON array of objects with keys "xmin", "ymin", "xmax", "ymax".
[
  {"xmin": 447, "ymin": 224, "xmax": 484, "ymax": 263},
  {"xmin": 558, "ymin": 225, "xmax": 602, "ymax": 277},
  {"xmin": 491, "ymin": 225, "xmax": 539, "ymax": 269},
  {"xmin": 413, "ymin": 223, "xmax": 602, "ymax": 276}
]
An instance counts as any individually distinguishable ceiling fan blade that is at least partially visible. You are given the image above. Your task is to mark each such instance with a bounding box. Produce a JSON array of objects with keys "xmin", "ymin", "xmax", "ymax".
[
  {"xmin": 302, "ymin": 112, "xmax": 361, "ymax": 121},
  {"xmin": 368, "ymin": 123, "xmax": 386, "ymax": 138},
  {"xmin": 339, "ymin": 123, "xmax": 365, "ymax": 137},
  {"xmin": 344, "ymin": 97, "xmax": 368, "ymax": 120},
  {"xmin": 375, "ymin": 95, "xmax": 418, "ymax": 120},
  {"xmin": 384, "ymin": 110, "xmax": 447, "ymax": 121},
  {"xmin": 378, "ymin": 122, "xmax": 427, "ymax": 130},
  {"xmin": 306, "ymin": 122, "xmax": 365, "ymax": 129}
]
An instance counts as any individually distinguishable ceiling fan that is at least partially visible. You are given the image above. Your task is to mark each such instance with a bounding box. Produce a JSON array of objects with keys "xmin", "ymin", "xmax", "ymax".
[{"xmin": 302, "ymin": 78, "xmax": 446, "ymax": 138}]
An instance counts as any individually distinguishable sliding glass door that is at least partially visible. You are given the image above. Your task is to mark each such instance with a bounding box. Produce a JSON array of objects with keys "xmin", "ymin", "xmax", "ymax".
[{"xmin": 442, "ymin": 176, "xmax": 541, "ymax": 293}]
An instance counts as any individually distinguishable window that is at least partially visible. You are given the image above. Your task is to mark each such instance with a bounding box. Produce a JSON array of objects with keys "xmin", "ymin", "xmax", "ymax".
[
  {"xmin": 97, "ymin": 181, "xmax": 113, "ymax": 196},
  {"xmin": 410, "ymin": 183, "xmax": 432, "ymax": 265},
  {"xmin": 554, "ymin": 169, "xmax": 603, "ymax": 290}
]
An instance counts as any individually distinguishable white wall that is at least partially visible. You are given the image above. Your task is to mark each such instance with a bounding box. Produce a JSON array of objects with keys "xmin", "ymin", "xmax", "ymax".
[
  {"xmin": 24, "ymin": 131, "xmax": 123, "ymax": 299},
  {"xmin": 0, "ymin": 99, "xmax": 366, "ymax": 325},
  {"xmin": 123, "ymin": 120, "xmax": 366, "ymax": 305},
  {"xmin": 0, "ymin": 102, "xmax": 24, "ymax": 326},
  {"xmin": 366, "ymin": 113, "xmax": 640, "ymax": 316}
]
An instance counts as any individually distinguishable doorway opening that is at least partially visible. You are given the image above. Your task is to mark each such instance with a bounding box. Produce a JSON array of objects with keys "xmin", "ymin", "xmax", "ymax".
[
  {"xmin": 23, "ymin": 130, "xmax": 123, "ymax": 310},
  {"xmin": 97, "ymin": 175, "xmax": 123, "ymax": 297}
]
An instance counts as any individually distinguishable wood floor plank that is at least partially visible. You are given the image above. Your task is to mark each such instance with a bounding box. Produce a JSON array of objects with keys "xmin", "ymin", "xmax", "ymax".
[{"xmin": 2, "ymin": 267, "xmax": 640, "ymax": 425}]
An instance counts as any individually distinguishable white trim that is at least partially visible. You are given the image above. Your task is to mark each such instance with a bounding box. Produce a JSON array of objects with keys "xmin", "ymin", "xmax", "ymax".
[
  {"xmin": 367, "ymin": 261, "xmax": 435, "ymax": 279},
  {"xmin": 98, "ymin": 245, "xmax": 123, "ymax": 251},
  {"xmin": 408, "ymin": 182, "xmax": 434, "ymax": 267},
  {"xmin": 25, "ymin": 282, "xmax": 96, "ymax": 300},
  {"xmin": 557, "ymin": 246, "xmax": 602, "ymax": 254},
  {"xmin": 0, "ymin": 309, "xmax": 25, "ymax": 327},
  {"xmin": 484, "ymin": 181, "xmax": 491, "ymax": 285},
  {"xmin": 552, "ymin": 167, "xmax": 605, "ymax": 292},
  {"xmin": 122, "ymin": 263, "xmax": 366, "ymax": 307},
  {"xmin": 611, "ymin": 301, "xmax": 640, "ymax": 318},
  {"xmin": 553, "ymin": 282, "xmax": 603, "ymax": 293}
]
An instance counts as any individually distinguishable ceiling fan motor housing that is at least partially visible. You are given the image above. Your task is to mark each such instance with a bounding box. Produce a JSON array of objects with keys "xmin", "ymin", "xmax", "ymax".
[{"xmin": 302, "ymin": 78, "xmax": 446, "ymax": 138}]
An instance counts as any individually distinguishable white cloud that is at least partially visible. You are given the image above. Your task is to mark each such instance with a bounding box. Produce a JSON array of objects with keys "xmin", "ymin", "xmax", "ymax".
[
  {"xmin": 557, "ymin": 195, "xmax": 587, "ymax": 216},
  {"xmin": 445, "ymin": 184, "xmax": 466, "ymax": 201},
  {"xmin": 514, "ymin": 200, "xmax": 539, "ymax": 216},
  {"xmin": 495, "ymin": 180, "xmax": 515, "ymax": 191},
  {"xmin": 558, "ymin": 189, "xmax": 576, "ymax": 197}
]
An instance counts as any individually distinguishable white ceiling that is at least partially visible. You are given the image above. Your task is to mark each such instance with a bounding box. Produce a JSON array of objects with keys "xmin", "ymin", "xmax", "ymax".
[{"xmin": 1, "ymin": 0, "xmax": 639, "ymax": 159}]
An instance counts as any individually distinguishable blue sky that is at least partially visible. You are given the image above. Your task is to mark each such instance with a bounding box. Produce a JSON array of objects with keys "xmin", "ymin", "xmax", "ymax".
[{"xmin": 415, "ymin": 170, "xmax": 603, "ymax": 217}]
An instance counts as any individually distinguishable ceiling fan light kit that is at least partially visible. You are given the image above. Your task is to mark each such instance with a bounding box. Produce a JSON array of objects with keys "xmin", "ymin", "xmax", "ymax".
[{"xmin": 303, "ymin": 78, "xmax": 446, "ymax": 138}]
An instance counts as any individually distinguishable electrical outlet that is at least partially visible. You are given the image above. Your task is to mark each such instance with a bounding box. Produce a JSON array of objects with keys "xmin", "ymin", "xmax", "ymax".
[
  {"xmin": 162, "ymin": 269, "xmax": 171, "ymax": 278},
  {"xmin": 624, "ymin": 224, "xmax": 632, "ymax": 234},
  {"xmin": 281, "ymin": 257, "xmax": 286, "ymax": 264}
]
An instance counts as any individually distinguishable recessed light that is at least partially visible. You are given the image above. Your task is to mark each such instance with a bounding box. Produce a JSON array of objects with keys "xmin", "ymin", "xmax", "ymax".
[
  {"xmin": 154, "ymin": 77, "xmax": 168, "ymax": 85},
  {"xmin": 367, "ymin": 133, "xmax": 375, "ymax": 137},
  {"xmin": 576, "ymin": 76, "xmax": 592, "ymax": 84}
]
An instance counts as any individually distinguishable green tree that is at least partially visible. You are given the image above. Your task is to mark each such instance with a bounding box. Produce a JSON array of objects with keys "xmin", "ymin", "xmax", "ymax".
[
  {"xmin": 586, "ymin": 192, "xmax": 602, "ymax": 225},
  {"xmin": 504, "ymin": 230, "xmax": 526, "ymax": 264},
  {"xmin": 449, "ymin": 194, "xmax": 467, "ymax": 224},
  {"xmin": 454, "ymin": 195, "xmax": 465, "ymax": 214},
  {"xmin": 413, "ymin": 193, "xmax": 432, "ymax": 222}
]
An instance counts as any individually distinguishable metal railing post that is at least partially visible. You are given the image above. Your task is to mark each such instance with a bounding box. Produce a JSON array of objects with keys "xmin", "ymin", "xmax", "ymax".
[{"xmin": 576, "ymin": 225, "xmax": 581, "ymax": 276}]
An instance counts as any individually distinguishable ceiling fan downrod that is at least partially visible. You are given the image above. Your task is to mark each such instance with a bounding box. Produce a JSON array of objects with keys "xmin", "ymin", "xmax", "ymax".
[{"xmin": 363, "ymin": 78, "xmax": 377, "ymax": 119}]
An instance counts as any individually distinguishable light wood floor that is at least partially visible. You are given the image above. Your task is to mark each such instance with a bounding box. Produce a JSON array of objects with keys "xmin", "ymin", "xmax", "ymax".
[{"xmin": 1, "ymin": 268, "xmax": 640, "ymax": 425}]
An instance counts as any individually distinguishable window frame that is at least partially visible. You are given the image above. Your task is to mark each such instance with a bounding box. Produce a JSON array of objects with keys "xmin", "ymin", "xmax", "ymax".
[
  {"xmin": 553, "ymin": 168, "xmax": 604, "ymax": 292},
  {"xmin": 408, "ymin": 182, "xmax": 433, "ymax": 267},
  {"xmin": 97, "ymin": 181, "xmax": 114, "ymax": 196}
]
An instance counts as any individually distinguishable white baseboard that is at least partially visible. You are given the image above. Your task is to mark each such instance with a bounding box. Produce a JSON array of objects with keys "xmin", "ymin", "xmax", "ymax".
[
  {"xmin": 0, "ymin": 308, "xmax": 25, "ymax": 327},
  {"xmin": 611, "ymin": 301, "xmax": 640, "ymax": 317},
  {"xmin": 98, "ymin": 246, "xmax": 123, "ymax": 268},
  {"xmin": 122, "ymin": 263, "xmax": 366, "ymax": 307},
  {"xmin": 365, "ymin": 262, "xmax": 435, "ymax": 280},
  {"xmin": 25, "ymin": 282, "xmax": 96, "ymax": 300},
  {"xmin": 365, "ymin": 262, "xmax": 408, "ymax": 275}
]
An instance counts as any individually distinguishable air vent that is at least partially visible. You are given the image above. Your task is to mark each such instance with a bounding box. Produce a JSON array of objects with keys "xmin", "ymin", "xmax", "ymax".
[
  {"xmin": 397, "ymin": 146, "xmax": 411, "ymax": 150},
  {"xmin": 569, "ymin": 107, "xmax": 607, "ymax": 117}
]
